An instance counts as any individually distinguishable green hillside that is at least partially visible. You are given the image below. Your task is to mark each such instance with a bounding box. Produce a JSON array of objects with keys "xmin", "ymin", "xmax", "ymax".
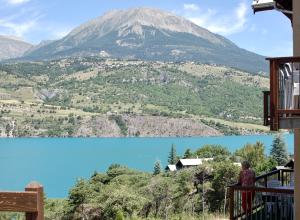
[{"xmin": 0, "ymin": 57, "xmax": 269, "ymax": 137}]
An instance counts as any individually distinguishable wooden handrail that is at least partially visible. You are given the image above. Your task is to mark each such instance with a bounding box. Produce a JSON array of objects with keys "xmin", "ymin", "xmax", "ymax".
[
  {"xmin": 255, "ymin": 168, "xmax": 293, "ymax": 181},
  {"xmin": 0, "ymin": 182, "xmax": 44, "ymax": 220},
  {"xmin": 230, "ymin": 185, "xmax": 294, "ymax": 194},
  {"xmin": 228, "ymin": 168, "xmax": 293, "ymax": 188}
]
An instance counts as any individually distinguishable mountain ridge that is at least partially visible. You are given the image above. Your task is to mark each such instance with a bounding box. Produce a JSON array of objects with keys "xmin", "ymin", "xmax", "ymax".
[
  {"xmin": 22, "ymin": 7, "xmax": 268, "ymax": 73},
  {"xmin": 0, "ymin": 35, "xmax": 32, "ymax": 60}
]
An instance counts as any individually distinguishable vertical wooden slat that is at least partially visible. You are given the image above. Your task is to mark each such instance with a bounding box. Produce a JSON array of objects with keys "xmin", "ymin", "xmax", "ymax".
[
  {"xmin": 25, "ymin": 182, "xmax": 44, "ymax": 220},
  {"xmin": 274, "ymin": 60, "xmax": 279, "ymax": 130},
  {"xmin": 229, "ymin": 187, "xmax": 234, "ymax": 220},
  {"xmin": 264, "ymin": 176, "xmax": 268, "ymax": 188},
  {"xmin": 270, "ymin": 60, "xmax": 275, "ymax": 130}
]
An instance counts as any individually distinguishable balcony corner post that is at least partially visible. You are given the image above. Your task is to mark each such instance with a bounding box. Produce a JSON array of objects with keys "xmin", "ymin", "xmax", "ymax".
[{"xmin": 25, "ymin": 182, "xmax": 44, "ymax": 220}]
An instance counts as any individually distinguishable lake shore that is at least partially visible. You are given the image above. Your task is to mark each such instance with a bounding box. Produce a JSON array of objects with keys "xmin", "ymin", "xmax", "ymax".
[{"xmin": 0, "ymin": 135, "xmax": 293, "ymax": 197}]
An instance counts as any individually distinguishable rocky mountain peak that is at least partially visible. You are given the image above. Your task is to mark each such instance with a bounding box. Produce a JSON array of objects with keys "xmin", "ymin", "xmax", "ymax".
[{"xmin": 66, "ymin": 7, "xmax": 226, "ymax": 45}]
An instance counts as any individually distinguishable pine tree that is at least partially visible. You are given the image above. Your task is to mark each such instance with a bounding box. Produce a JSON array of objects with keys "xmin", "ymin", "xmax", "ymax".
[
  {"xmin": 153, "ymin": 160, "xmax": 161, "ymax": 175},
  {"xmin": 183, "ymin": 148, "xmax": 193, "ymax": 159},
  {"xmin": 270, "ymin": 134, "xmax": 289, "ymax": 165},
  {"xmin": 168, "ymin": 144, "xmax": 177, "ymax": 164},
  {"xmin": 5, "ymin": 123, "xmax": 11, "ymax": 137}
]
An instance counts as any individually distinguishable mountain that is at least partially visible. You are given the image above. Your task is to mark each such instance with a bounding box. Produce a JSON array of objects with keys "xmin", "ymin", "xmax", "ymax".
[
  {"xmin": 0, "ymin": 35, "xmax": 32, "ymax": 60},
  {"xmin": 23, "ymin": 8, "xmax": 267, "ymax": 73}
]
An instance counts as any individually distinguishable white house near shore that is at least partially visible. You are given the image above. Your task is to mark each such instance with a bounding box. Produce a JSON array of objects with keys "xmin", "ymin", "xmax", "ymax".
[
  {"xmin": 166, "ymin": 165, "xmax": 177, "ymax": 172},
  {"xmin": 166, "ymin": 159, "xmax": 241, "ymax": 172},
  {"xmin": 166, "ymin": 158, "xmax": 214, "ymax": 171}
]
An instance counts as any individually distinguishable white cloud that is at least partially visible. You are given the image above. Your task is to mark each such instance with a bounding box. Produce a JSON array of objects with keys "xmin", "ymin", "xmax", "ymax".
[
  {"xmin": 185, "ymin": 1, "xmax": 248, "ymax": 36},
  {"xmin": 6, "ymin": 0, "xmax": 30, "ymax": 5},
  {"xmin": 0, "ymin": 8, "xmax": 41, "ymax": 38},
  {"xmin": 0, "ymin": 19, "xmax": 36, "ymax": 37},
  {"xmin": 183, "ymin": 4, "xmax": 199, "ymax": 12}
]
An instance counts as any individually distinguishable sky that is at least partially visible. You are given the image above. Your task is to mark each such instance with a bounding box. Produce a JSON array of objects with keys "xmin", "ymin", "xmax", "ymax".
[{"xmin": 0, "ymin": 0, "xmax": 293, "ymax": 57}]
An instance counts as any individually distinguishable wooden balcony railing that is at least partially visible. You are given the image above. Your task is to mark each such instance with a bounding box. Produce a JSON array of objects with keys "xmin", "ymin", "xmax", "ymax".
[
  {"xmin": 265, "ymin": 56, "xmax": 300, "ymax": 130},
  {"xmin": 228, "ymin": 168, "xmax": 294, "ymax": 220},
  {"xmin": 0, "ymin": 182, "xmax": 44, "ymax": 220}
]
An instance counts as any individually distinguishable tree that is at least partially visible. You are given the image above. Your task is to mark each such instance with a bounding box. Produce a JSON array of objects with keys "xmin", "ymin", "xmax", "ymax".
[
  {"xmin": 115, "ymin": 210, "xmax": 124, "ymax": 220},
  {"xmin": 5, "ymin": 123, "xmax": 11, "ymax": 136},
  {"xmin": 255, "ymin": 157, "xmax": 277, "ymax": 175},
  {"xmin": 195, "ymin": 145, "xmax": 230, "ymax": 160},
  {"xmin": 153, "ymin": 161, "xmax": 161, "ymax": 175},
  {"xmin": 147, "ymin": 176, "xmax": 174, "ymax": 218},
  {"xmin": 168, "ymin": 144, "xmax": 177, "ymax": 164},
  {"xmin": 235, "ymin": 141, "xmax": 265, "ymax": 169},
  {"xmin": 183, "ymin": 148, "xmax": 193, "ymax": 159},
  {"xmin": 270, "ymin": 134, "xmax": 289, "ymax": 165},
  {"xmin": 208, "ymin": 161, "xmax": 240, "ymax": 212}
]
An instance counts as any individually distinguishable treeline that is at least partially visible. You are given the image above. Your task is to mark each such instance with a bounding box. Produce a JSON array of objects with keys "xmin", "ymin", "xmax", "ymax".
[{"xmin": 41, "ymin": 134, "xmax": 290, "ymax": 220}]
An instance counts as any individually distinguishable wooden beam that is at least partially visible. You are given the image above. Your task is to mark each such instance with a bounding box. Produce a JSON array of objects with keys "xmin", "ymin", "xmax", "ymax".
[
  {"xmin": 25, "ymin": 182, "xmax": 44, "ymax": 220},
  {"xmin": 266, "ymin": 56, "xmax": 300, "ymax": 62},
  {"xmin": 0, "ymin": 192, "xmax": 37, "ymax": 212}
]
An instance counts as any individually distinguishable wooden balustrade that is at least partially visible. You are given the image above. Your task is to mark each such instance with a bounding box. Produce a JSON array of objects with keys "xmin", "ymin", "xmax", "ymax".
[
  {"xmin": 265, "ymin": 56, "xmax": 300, "ymax": 130},
  {"xmin": 0, "ymin": 182, "xmax": 44, "ymax": 220},
  {"xmin": 228, "ymin": 168, "xmax": 294, "ymax": 220}
]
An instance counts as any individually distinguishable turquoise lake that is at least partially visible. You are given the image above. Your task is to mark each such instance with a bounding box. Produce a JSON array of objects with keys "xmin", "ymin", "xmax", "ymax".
[{"xmin": 0, "ymin": 135, "xmax": 294, "ymax": 198}]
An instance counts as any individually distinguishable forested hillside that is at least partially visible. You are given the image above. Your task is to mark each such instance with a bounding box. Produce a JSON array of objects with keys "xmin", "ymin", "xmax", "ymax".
[{"xmin": 0, "ymin": 57, "xmax": 269, "ymax": 137}]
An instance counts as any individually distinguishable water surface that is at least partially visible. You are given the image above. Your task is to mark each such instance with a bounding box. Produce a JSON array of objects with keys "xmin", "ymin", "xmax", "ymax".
[{"xmin": 0, "ymin": 135, "xmax": 293, "ymax": 198}]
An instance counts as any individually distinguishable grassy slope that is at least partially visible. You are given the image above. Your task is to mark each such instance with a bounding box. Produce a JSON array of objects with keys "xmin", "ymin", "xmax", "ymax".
[{"xmin": 0, "ymin": 57, "xmax": 269, "ymax": 137}]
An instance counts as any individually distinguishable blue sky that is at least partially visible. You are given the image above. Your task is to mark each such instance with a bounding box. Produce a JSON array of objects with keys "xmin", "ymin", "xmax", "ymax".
[{"xmin": 0, "ymin": 0, "xmax": 293, "ymax": 56}]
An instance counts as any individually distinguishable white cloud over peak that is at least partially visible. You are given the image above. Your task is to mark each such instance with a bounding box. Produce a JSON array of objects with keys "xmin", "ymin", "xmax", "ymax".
[
  {"xmin": 184, "ymin": 1, "xmax": 248, "ymax": 36},
  {"xmin": 183, "ymin": 4, "xmax": 199, "ymax": 11}
]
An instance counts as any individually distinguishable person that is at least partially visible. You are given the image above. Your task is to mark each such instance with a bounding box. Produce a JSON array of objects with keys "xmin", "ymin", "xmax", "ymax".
[{"xmin": 238, "ymin": 161, "xmax": 256, "ymax": 214}]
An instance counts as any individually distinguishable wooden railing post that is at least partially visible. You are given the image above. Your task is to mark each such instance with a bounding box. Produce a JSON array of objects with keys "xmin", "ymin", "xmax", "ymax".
[
  {"xmin": 25, "ymin": 182, "xmax": 44, "ymax": 220},
  {"xmin": 228, "ymin": 187, "xmax": 234, "ymax": 220},
  {"xmin": 264, "ymin": 176, "xmax": 268, "ymax": 188}
]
